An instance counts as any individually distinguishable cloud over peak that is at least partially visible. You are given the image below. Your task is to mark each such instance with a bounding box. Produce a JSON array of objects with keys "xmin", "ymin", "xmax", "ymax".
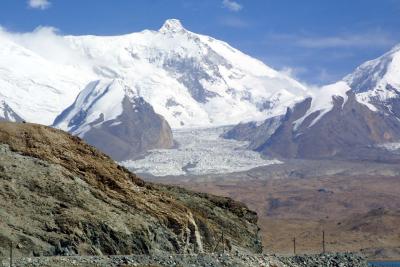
[
  {"xmin": 28, "ymin": 0, "xmax": 51, "ymax": 10},
  {"xmin": 222, "ymin": 0, "xmax": 242, "ymax": 12}
]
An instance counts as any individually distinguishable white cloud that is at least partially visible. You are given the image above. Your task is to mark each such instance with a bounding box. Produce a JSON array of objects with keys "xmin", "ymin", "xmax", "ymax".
[
  {"xmin": 28, "ymin": 0, "xmax": 51, "ymax": 10},
  {"xmin": 296, "ymin": 34, "xmax": 394, "ymax": 48},
  {"xmin": 222, "ymin": 0, "xmax": 242, "ymax": 12},
  {"xmin": 266, "ymin": 30, "xmax": 396, "ymax": 49},
  {"xmin": 0, "ymin": 26, "xmax": 90, "ymax": 66},
  {"xmin": 280, "ymin": 66, "xmax": 307, "ymax": 79},
  {"xmin": 315, "ymin": 68, "xmax": 337, "ymax": 83}
]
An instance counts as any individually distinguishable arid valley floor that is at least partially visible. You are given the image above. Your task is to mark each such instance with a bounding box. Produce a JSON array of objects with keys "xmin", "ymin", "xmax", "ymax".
[{"xmin": 145, "ymin": 159, "xmax": 400, "ymax": 260}]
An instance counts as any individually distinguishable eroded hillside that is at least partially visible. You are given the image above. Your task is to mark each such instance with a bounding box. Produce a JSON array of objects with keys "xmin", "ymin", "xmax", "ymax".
[{"xmin": 0, "ymin": 121, "xmax": 261, "ymax": 258}]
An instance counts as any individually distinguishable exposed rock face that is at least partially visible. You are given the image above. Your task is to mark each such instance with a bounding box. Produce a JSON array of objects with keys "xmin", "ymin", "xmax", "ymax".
[
  {"xmin": 53, "ymin": 79, "xmax": 174, "ymax": 161},
  {"xmin": 0, "ymin": 122, "xmax": 261, "ymax": 258},
  {"xmin": 226, "ymin": 92, "xmax": 400, "ymax": 160},
  {"xmin": 223, "ymin": 116, "xmax": 283, "ymax": 150},
  {"xmin": 70, "ymin": 96, "xmax": 173, "ymax": 161}
]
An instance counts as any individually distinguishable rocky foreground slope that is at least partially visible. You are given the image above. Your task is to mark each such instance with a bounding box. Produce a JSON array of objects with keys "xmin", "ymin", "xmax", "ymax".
[{"xmin": 0, "ymin": 121, "xmax": 261, "ymax": 258}]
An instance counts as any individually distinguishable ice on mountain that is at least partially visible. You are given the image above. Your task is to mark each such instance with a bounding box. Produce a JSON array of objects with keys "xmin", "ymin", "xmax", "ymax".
[{"xmin": 122, "ymin": 127, "xmax": 281, "ymax": 176}]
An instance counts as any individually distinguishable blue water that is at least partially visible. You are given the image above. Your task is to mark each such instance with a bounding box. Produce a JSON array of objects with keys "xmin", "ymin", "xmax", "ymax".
[{"xmin": 369, "ymin": 262, "xmax": 400, "ymax": 267}]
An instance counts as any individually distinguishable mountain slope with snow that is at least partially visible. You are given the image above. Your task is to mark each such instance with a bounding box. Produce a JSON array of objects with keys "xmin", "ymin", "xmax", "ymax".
[
  {"xmin": 345, "ymin": 44, "xmax": 400, "ymax": 97},
  {"xmin": 0, "ymin": 99, "xmax": 23, "ymax": 122},
  {"xmin": 0, "ymin": 19, "xmax": 310, "ymax": 129},
  {"xmin": 225, "ymin": 44, "xmax": 400, "ymax": 161},
  {"xmin": 344, "ymin": 44, "xmax": 400, "ymax": 118},
  {"xmin": 62, "ymin": 19, "xmax": 310, "ymax": 128},
  {"xmin": 53, "ymin": 79, "xmax": 174, "ymax": 160},
  {"xmin": 0, "ymin": 29, "xmax": 95, "ymax": 125}
]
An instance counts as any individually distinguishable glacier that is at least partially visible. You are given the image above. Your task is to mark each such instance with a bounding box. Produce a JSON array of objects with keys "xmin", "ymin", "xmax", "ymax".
[{"xmin": 122, "ymin": 127, "xmax": 281, "ymax": 176}]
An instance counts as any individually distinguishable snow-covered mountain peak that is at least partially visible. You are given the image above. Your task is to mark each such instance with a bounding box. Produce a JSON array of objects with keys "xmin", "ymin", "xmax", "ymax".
[
  {"xmin": 0, "ymin": 20, "xmax": 311, "ymax": 128},
  {"xmin": 344, "ymin": 43, "xmax": 400, "ymax": 97},
  {"xmin": 159, "ymin": 19, "xmax": 186, "ymax": 34},
  {"xmin": 342, "ymin": 43, "xmax": 400, "ymax": 114}
]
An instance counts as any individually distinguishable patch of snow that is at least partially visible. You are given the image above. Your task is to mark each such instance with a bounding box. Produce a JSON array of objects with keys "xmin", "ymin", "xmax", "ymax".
[
  {"xmin": 121, "ymin": 127, "xmax": 281, "ymax": 176},
  {"xmin": 355, "ymin": 95, "xmax": 378, "ymax": 111},
  {"xmin": 109, "ymin": 121, "xmax": 122, "ymax": 127}
]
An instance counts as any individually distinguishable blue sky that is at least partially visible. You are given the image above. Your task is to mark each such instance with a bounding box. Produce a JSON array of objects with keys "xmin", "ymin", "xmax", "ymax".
[{"xmin": 1, "ymin": 0, "xmax": 399, "ymax": 85}]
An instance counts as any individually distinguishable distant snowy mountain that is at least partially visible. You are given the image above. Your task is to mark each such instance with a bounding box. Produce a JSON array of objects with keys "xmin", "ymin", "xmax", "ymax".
[
  {"xmin": 61, "ymin": 19, "xmax": 310, "ymax": 128},
  {"xmin": 0, "ymin": 19, "xmax": 315, "ymax": 160},
  {"xmin": 0, "ymin": 19, "xmax": 309, "ymax": 129},
  {"xmin": 225, "ymin": 45, "xmax": 400, "ymax": 160},
  {"xmin": 4, "ymin": 18, "xmax": 400, "ymax": 163}
]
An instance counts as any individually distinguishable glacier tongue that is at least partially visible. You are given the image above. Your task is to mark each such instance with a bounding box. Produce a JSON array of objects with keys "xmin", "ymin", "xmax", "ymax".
[{"xmin": 122, "ymin": 127, "xmax": 281, "ymax": 176}]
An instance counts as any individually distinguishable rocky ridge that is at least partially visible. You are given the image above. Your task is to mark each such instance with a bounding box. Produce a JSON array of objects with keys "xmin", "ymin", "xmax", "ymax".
[
  {"xmin": 225, "ymin": 87, "xmax": 400, "ymax": 160},
  {"xmin": 0, "ymin": 121, "xmax": 261, "ymax": 258}
]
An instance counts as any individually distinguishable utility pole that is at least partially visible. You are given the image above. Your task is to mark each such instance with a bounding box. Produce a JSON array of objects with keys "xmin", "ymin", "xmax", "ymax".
[
  {"xmin": 293, "ymin": 237, "xmax": 296, "ymax": 255},
  {"xmin": 322, "ymin": 231, "xmax": 326, "ymax": 254}
]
